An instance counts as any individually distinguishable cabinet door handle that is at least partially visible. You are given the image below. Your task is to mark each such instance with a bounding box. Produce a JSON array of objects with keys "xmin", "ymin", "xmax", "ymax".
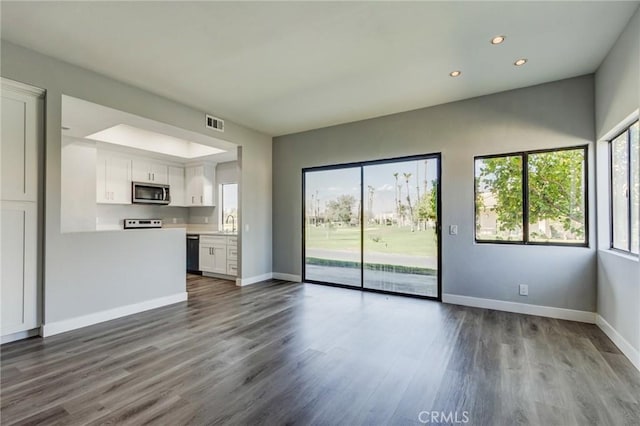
[
  {"xmin": 200, "ymin": 195, "xmax": 203, "ymax": 203},
  {"xmin": 192, "ymin": 196, "xmax": 195, "ymax": 204},
  {"xmin": 152, "ymin": 173, "xmax": 155, "ymax": 181}
]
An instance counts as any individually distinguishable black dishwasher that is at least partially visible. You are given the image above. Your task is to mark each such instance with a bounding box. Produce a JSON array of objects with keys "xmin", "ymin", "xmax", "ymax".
[{"xmin": 186, "ymin": 234, "xmax": 200, "ymax": 274}]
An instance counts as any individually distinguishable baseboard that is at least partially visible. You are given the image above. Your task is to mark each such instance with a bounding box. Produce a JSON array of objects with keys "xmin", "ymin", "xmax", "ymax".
[
  {"xmin": 272, "ymin": 272, "xmax": 302, "ymax": 282},
  {"xmin": 442, "ymin": 294, "xmax": 596, "ymax": 323},
  {"xmin": 235, "ymin": 272, "xmax": 273, "ymax": 287},
  {"xmin": 1, "ymin": 328, "xmax": 41, "ymax": 344},
  {"xmin": 41, "ymin": 292, "xmax": 188, "ymax": 337},
  {"xmin": 596, "ymin": 314, "xmax": 640, "ymax": 372},
  {"xmin": 202, "ymin": 271, "xmax": 236, "ymax": 280}
]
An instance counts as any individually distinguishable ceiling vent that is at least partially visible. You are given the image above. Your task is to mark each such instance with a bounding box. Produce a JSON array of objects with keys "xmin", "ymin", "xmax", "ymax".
[{"xmin": 206, "ymin": 114, "xmax": 224, "ymax": 132}]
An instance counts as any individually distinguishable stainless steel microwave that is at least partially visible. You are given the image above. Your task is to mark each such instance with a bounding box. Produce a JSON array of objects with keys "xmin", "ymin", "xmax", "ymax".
[{"xmin": 132, "ymin": 182, "xmax": 170, "ymax": 205}]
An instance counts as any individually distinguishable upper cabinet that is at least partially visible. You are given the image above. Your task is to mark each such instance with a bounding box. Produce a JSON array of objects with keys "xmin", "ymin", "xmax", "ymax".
[
  {"xmin": 168, "ymin": 166, "xmax": 185, "ymax": 207},
  {"xmin": 132, "ymin": 159, "xmax": 168, "ymax": 184},
  {"xmin": 185, "ymin": 163, "xmax": 215, "ymax": 207},
  {"xmin": 1, "ymin": 88, "xmax": 41, "ymax": 202},
  {"xmin": 93, "ymin": 147, "xmax": 215, "ymax": 208},
  {"xmin": 96, "ymin": 151, "xmax": 132, "ymax": 204}
]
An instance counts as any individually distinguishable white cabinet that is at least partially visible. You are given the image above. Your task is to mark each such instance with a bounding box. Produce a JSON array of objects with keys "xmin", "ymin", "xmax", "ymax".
[
  {"xmin": 168, "ymin": 166, "xmax": 185, "ymax": 207},
  {"xmin": 96, "ymin": 151, "xmax": 132, "ymax": 204},
  {"xmin": 1, "ymin": 86, "xmax": 40, "ymax": 202},
  {"xmin": 226, "ymin": 237, "xmax": 238, "ymax": 276},
  {"xmin": 200, "ymin": 235, "xmax": 227, "ymax": 274},
  {"xmin": 186, "ymin": 163, "xmax": 215, "ymax": 207},
  {"xmin": 1, "ymin": 79, "xmax": 43, "ymax": 339},
  {"xmin": 199, "ymin": 245, "xmax": 215, "ymax": 272},
  {"xmin": 1, "ymin": 202, "xmax": 39, "ymax": 335},
  {"xmin": 132, "ymin": 159, "xmax": 168, "ymax": 184}
]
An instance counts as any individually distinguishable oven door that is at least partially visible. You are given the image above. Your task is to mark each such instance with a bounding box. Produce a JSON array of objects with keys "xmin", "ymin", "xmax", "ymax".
[{"xmin": 132, "ymin": 182, "xmax": 170, "ymax": 204}]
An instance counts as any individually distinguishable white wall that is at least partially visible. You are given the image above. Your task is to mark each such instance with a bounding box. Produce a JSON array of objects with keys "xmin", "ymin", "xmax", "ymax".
[
  {"xmin": 0, "ymin": 41, "xmax": 272, "ymax": 323},
  {"xmin": 594, "ymin": 6, "xmax": 640, "ymax": 366},
  {"xmin": 273, "ymin": 76, "xmax": 597, "ymax": 312}
]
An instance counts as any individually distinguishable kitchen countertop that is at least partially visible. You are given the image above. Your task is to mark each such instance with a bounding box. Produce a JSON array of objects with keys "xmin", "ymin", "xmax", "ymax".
[
  {"xmin": 164, "ymin": 224, "xmax": 237, "ymax": 236},
  {"xmin": 195, "ymin": 231, "xmax": 237, "ymax": 236}
]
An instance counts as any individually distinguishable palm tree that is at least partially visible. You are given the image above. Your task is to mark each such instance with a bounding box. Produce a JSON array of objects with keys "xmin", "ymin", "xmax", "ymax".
[
  {"xmin": 367, "ymin": 185, "xmax": 375, "ymax": 223},
  {"xmin": 393, "ymin": 173, "xmax": 399, "ymax": 224},
  {"xmin": 404, "ymin": 172, "xmax": 414, "ymax": 228}
]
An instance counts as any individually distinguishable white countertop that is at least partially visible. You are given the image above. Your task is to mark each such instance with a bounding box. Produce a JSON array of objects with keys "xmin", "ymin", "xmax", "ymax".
[{"xmin": 163, "ymin": 224, "xmax": 237, "ymax": 236}]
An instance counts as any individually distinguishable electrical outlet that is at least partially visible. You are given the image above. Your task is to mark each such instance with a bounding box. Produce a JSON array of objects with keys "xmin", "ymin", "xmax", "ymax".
[
  {"xmin": 245, "ymin": 224, "xmax": 250, "ymax": 232},
  {"xmin": 204, "ymin": 217, "xmax": 209, "ymax": 224},
  {"xmin": 172, "ymin": 218, "xmax": 177, "ymax": 224},
  {"xmin": 519, "ymin": 284, "xmax": 528, "ymax": 296},
  {"xmin": 449, "ymin": 225, "xmax": 458, "ymax": 235}
]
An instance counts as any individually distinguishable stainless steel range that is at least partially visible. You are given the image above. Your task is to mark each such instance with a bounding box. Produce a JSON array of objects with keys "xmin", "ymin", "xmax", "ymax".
[{"xmin": 124, "ymin": 219, "xmax": 163, "ymax": 229}]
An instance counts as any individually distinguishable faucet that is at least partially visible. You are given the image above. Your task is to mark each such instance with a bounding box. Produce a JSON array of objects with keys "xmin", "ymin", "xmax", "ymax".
[{"xmin": 225, "ymin": 215, "xmax": 236, "ymax": 233}]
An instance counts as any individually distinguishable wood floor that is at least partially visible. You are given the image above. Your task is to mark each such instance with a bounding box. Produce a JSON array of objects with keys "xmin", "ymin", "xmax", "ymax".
[{"xmin": 1, "ymin": 275, "xmax": 639, "ymax": 425}]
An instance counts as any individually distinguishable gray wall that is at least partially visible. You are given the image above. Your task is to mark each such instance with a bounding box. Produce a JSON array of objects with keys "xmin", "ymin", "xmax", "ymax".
[
  {"xmin": 1, "ymin": 41, "xmax": 272, "ymax": 323},
  {"xmin": 273, "ymin": 76, "xmax": 597, "ymax": 312},
  {"xmin": 594, "ymin": 7, "xmax": 640, "ymax": 353}
]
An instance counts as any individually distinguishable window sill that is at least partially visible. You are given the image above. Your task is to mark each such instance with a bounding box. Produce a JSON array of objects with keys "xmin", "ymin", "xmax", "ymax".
[{"xmin": 598, "ymin": 249, "xmax": 639, "ymax": 262}]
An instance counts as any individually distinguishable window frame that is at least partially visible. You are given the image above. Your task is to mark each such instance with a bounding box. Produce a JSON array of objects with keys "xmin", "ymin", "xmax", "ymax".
[
  {"xmin": 474, "ymin": 145, "xmax": 589, "ymax": 247},
  {"xmin": 609, "ymin": 120, "xmax": 639, "ymax": 256}
]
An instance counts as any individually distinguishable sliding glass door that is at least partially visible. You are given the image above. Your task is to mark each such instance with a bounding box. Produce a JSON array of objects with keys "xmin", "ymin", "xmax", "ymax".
[
  {"xmin": 363, "ymin": 158, "xmax": 439, "ymax": 297},
  {"xmin": 303, "ymin": 154, "xmax": 440, "ymax": 299},
  {"xmin": 304, "ymin": 167, "xmax": 362, "ymax": 287}
]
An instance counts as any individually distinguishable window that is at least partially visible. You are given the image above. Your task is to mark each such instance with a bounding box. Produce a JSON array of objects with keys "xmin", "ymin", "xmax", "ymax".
[
  {"xmin": 221, "ymin": 183, "xmax": 238, "ymax": 232},
  {"xmin": 475, "ymin": 146, "xmax": 587, "ymax": 245},
  {"xmin": 610, "ymin": 120, "xmax": 639, "ymax": 254}
]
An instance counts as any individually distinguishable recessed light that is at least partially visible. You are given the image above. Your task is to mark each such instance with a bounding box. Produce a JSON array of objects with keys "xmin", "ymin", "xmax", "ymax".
[
  {"xmin": 449, "ymin": 70, "xmax": 462, "ymax": 77},
  {"xmin": 514, "ymin": 58, "xmax": 528, "ymax": 66},
  {"xmin": 491, "ymin": 35, "xmax": 506, "ymax": 45}
]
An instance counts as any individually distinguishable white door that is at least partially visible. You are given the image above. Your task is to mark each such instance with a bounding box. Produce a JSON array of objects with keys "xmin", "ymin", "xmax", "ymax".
[
  {"xmin": 199, "ymin": 245, "xmax": 215, "ymax": 272},
  {"xmin": 1, "ymin": 88, "xmax": 39, "ymax": 202},
  {"xmin": 186, "ymin": 166, "xmax": 203, "ymax": 206},
  {"xmin": 1, "ymin": 79, "xmax": 43, "ymax": 339},
  {"xmin": 96, "ymin": 154, "xmax": 109, "ymax": 203},
  {"xmin": 212, "ymin": 245, "xmax": 227, "ymax": 274},
  {"xmin": 1, "ymin": 202, "xmax": 39, "ymax": 335},
  {"xmin": 131, "ymin": 159, "xmax": 152, "ymax": 183},
  {"xmin": 108, "ymin": 155, "xmax": 132, "ymax": 204},
  {"xmin": 202, "ymin": 165, "xmax": 215, "ymax": 206},
  {"xmin": 168, "ymin": 166, "xmax": 185, "ymax": 206},
  {"xmin": 151, "ymin": 163, "xmax": 168, "ymax": 184}
]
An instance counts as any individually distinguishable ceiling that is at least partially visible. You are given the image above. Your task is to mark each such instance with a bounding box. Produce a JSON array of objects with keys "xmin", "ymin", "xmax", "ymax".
[
  {"xmin": 2, "ymin": 1, "xmax": 638, "ymax": 136},
  {"xmin": 62, "ymin": 95, "xmax": 238, "ymax": 163}
]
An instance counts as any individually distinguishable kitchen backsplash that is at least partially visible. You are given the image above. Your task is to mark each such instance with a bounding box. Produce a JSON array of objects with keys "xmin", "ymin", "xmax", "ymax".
[{"xmin": 96, "ymin": 204, "xmax": 191, "ymax": 229}]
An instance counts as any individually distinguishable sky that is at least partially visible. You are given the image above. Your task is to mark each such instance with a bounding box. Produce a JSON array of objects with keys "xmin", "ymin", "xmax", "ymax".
[{"xmin": 305, "ymin": 158, "xmax": 438, "ymax": 215}]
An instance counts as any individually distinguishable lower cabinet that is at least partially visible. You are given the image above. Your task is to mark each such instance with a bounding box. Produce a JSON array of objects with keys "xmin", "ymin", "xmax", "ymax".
[
  {"xmin": 199, "ymin": 235, "xmax": 237, "ymax": 277},
  {"xmin": 1, "ymin": 201, "xmax": 39, "ymax": 336},
  {"xmin": 199, "ymin": 236, "xmax": 228, "ymax": 275},
  {"xmin": 226, "ymin": 237, "xmax": 238, "ymax": 276}
]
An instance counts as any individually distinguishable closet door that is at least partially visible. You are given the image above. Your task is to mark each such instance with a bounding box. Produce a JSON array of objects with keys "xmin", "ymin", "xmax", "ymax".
[
  {"xmin": 1, "ymin": 202, "xmax": 39, "ymax": 335},
  {"xmin": 1, "ymin": 85, "xmax": 40, "ymax": 202},
  {"xmin": 1, "ymin": 79, "xmax": 44, "ymax": 339}
]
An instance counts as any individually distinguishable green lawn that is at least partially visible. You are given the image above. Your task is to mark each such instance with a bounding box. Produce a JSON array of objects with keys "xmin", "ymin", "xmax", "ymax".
[{"xmin": 305, "ymin": 225, "xmax": 437, "ymax": 257}]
